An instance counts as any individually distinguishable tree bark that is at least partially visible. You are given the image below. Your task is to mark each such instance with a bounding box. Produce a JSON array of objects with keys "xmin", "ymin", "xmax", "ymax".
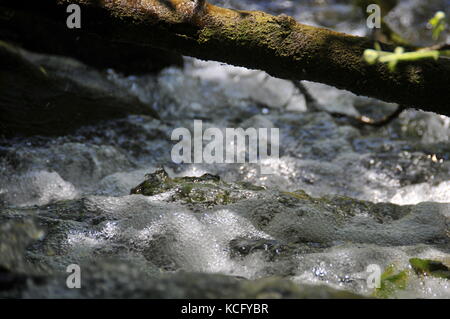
[
  {"xmin": 1, "ymin": 0, "xmax": 450, "ymax": 116},
  {"xmin": 0, "ymin": 1, "xmax": 183, "ymax": 74}
]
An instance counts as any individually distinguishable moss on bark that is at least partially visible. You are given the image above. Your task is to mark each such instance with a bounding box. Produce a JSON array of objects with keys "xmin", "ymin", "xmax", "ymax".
[{"xmin": 2, "ymin": 0, "xmax": 450, "ymax": 116}]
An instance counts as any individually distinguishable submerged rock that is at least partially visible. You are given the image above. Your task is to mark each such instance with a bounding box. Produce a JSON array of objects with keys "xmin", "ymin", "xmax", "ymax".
[
  {"xmin": 5, "ymin": 260, "xmax": 362, "ymax": 299},
  {"xmin": 0, "ymin": 171, "xmax": 448, "ymax": 298}
]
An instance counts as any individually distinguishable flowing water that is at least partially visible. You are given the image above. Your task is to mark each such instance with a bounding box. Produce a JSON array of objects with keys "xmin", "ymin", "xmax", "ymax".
[{"xmin": 0, "ymin": 0, "xmax": 449, "ymax": 298}]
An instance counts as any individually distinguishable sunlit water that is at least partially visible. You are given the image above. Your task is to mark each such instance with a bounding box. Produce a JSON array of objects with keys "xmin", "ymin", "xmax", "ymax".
[{"xmin": 0, "ymin": 0, "xmax": 449, "ymax": 298}]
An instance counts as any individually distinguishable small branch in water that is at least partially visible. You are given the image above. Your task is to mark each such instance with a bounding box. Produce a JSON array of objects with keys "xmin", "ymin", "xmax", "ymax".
[
  {"xmin": 350, "ymin": 105, "xmax": 405, "ymax": 127},
  {"xmin": 292, "ymin": 80, "xmax": 320, "ymax": 112}
]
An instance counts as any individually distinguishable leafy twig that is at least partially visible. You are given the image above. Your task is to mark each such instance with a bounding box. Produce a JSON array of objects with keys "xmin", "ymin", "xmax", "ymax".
[{"xmin": 429, "ymin": 11, "xmax": 447, "ymax": 40}]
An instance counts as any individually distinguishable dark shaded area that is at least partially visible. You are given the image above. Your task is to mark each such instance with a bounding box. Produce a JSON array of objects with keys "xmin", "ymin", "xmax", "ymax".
[
  {"xmin": 0, "ymin": 42, "xmax": 158, "ymax": 137},
  {"xmin": 157, "ymin": 0, "xmax": 177, "ymax": 12},
  {"xmin": 0, "ymin": 0, "xmax": 183, "ymax": 74}
]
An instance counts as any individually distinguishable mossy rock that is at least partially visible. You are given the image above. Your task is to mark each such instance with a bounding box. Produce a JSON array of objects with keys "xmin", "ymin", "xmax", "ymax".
[
  {"xmin": 282, "ymin": 190, "xmax": 312, "ymax": 201},
  {"xmin": 130, "ymin": 168, "xmax": 264, "ymax": 207}
]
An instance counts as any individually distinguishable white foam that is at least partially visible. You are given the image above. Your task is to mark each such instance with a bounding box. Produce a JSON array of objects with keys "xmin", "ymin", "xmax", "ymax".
[{"xmin": 0, "ymin": 170, "xmax": 78, "ymax": 207}]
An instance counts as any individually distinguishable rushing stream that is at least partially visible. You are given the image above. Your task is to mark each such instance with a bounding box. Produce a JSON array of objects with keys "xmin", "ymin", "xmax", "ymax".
[{"xmin": 0, "ymin": 0, "xmax": 449, "ymax": 298}]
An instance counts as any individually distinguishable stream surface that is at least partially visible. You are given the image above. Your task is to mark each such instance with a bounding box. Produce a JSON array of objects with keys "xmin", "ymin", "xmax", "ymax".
[{"xmin": 0, "ymin": 0, "xmax": 449, "ymax": 298}]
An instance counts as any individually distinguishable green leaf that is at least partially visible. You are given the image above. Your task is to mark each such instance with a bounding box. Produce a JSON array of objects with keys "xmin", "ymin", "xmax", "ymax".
[{"xmin": 429, "ymin": 11, "xmax": 447, "ymax": 40}]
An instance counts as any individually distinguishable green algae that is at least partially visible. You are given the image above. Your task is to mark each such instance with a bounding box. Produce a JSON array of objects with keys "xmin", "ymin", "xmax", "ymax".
[
  {"xmin": 282, "ymin": 190, "xmax": 312, "ymax": 201},
  {"xmin": 372, "ymin": 259, "xmax": 450, "ymax": 298},
  {"xmin": 130, "ymin": 168, "xmax": 174, "ymax": 196},
  {"xmin": 410, "ymin": 258, "xmax": 450, "ymax": 280},
  {"xmin": 373, "ymin": 264, "xmax": 409, "ymax": 298}
]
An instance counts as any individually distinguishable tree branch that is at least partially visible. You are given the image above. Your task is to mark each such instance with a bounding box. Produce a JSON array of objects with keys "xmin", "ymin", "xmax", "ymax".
[{"xmin": 2, "ymin": 0, "xmax": 450, "ymax": 116}]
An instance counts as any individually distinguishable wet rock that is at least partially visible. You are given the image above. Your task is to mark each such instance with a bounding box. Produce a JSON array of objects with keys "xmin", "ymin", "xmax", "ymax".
[
  {"xmin": 361, "ymin": 151, "xmax": 447, "ymax": 186},
  {"xmin": 17, "ymin": 261, "xmax": 363, "ymax": 298},
  {"xmin": 0, "ymin": 219, "xmax": 44, "ymax": 273},
  {"xmin": 229, "ymin": 237, "xmax": 286, "ymax": 259},
  {"xmin": 0, "ymin": 218, "xmax": 49, "ymax": 295},
  {"xmin": 0, "ymin": 168, "xmax": 448, "ymax": 298},
  {"xmin": 0, "ymin": 41, "xmax": 158, "ymax": 137},
  {"xmin": 98, "ymin": 169, "xmax": 156, "ymax": 196},
  {"xmin": 130, "ymin": 168, "xmax": 265, "ymax": 208},
  {"xmin": 0, "ymin": 142, "xmax": 134, "ymax": 190},
  {"xmin": 0, "ymin": 170, "xmax": 78, "ymax": 207}
]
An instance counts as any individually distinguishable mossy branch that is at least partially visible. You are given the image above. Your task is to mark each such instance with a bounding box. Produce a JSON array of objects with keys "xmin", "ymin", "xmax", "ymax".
[{"xmin": 3, "ymin": 0, "xmax": 450, "ymax": 116}]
